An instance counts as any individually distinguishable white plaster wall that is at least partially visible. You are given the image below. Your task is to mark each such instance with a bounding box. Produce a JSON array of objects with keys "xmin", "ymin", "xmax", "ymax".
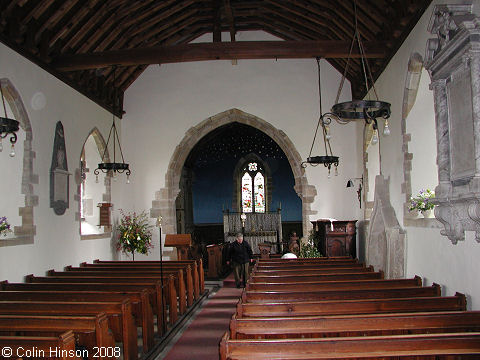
[
  {"xmin": 365, "ymin": 0, "xmax": 480, "ymax": 309},
  {"xmin": 0, "ymin": 42, "xmax": 118, "ymax": 282},
  {"xmin": 121, "ymin": 31, "xmax": 361, "ymax": 258}
]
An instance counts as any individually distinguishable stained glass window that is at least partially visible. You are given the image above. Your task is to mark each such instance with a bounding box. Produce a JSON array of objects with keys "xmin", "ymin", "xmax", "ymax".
[
  {"xmin": 242, "ymin": 172, "xmax": 253, "ymax": 213},
  {"xmin": 248, "ymin": 162, "xmax": 257, "ymax": 171},
  {"xmin": 254, "ymin": 172, "xmax": 265, "ymax": 213}
]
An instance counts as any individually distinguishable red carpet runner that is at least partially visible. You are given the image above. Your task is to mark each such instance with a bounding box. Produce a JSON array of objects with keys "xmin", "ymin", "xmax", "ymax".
[{"xmin": 162, "ymin": 285, "xmax": 243, "ymax": 360}]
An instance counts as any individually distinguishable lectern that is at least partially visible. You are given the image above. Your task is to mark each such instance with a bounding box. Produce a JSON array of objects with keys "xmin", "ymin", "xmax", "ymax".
[{"xmin": 165, "ymin": 234, "xmax": 192, "ymax": 260}]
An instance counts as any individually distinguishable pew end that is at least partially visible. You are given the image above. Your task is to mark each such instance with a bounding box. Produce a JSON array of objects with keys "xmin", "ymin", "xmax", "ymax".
[
  {"xmin": 455, "ymin": 292, "xmax": 467, "ymax": 310},
  {"xmin": 219, "ymin": 331, "xmax": 229, "ymax": 360},
  {"xmin": 64, "ymin": 265, "xmax": 73, "ymax": 271},
  {"xmin": 378, "ymin": 269, "xmax": 385, "ymax": 279},
  {"xmin": 24, "ymin": 274, "xmax": 34, "ymax": 282},
  {"xmin": 414, "ymin": 275, "xmax": 423, "ymax": 285},
  {"xmin": 432, "ymin": 282, "xmax": 442, "ymax": 295},
  {"xmin": 0, "ymin": 280, "xmax": 7, "ymax": 290}
]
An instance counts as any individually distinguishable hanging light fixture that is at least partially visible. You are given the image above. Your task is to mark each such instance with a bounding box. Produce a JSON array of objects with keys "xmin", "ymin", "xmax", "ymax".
[
  {"xmin": 302, "ymin": 57, "xmax": 339, "ymax": 178},
  {"xmin": 303, "ymin": 0, "xmax": 391, "ymax": 173},
  {"xmin": 0, "ymin": 86, "xmax": 19, "ymax": 157},
  {"xmin": 94, "ymin": 66, "xmax": 131, "ymax": 183}
]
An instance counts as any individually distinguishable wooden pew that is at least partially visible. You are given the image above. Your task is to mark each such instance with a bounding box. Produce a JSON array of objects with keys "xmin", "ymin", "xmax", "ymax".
[
  {"xmin": 242, "ymin": 284, "xmax": 441, "ymax": 303},
  {"xmin": 254, "ymin": 266, "xmax": 375, "ymax": 276},
  {"xmin": 23, "ymin": 275, "xmax": 178, "ymax": 326},
  {"xmin": 236, "ymin": 294, "xmax": 466, "ymax": 317},
  {"xmin": 0, "ymin": 280, "xmax": 169, "ymax": 335},
  {"xmin": 0, "ymin": 314, "xmax": 115, "ymax": 360},
  {"xmin": 254, "ymin": 262, "xmax": 367, "ymax": 270},
  {"xmin": 0, "ymin": 300, "xmax": 137, "ymax": 360},
  {"xmin": 257, "ymin": 256, "xmax": 356, "ymax": 263},
  {"xmin": 0, "ymin": 330, "xmax": 80, "ymax": 360},
  {"xmin": 81, "ymin": 263, "xmax": 201, "ymax": 301},
  {"xmin": 46, "ymin": 269, "xmax": 188, "ymax": 316},
  {"xmin": 251, "ymin": 271, "xmax": 384, "ymax": 282},
  {"xmin": 67, "ymin": 264, "xmax": 195, "ymax": 307},
  {"xmin": 0, "ymin": 290, "xmax": 154, "ymax": 351},
  {"xmin": 90, "ymin": 259, "xmax": 205, "ymax": 295},
  {"xmin": 219, "ymin": 331, "xmax": 480, "ymax": 359},
  {"xmin": 229, "ymin": 311, "xmax": 480, "ymax": 339},
  {"xmin": 246, "ymin": 277, "xmax": 422, "ymax": 292}
]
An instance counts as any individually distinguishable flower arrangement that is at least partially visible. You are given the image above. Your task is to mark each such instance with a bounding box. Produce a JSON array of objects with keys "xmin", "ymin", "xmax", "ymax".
[
  {"xmin": 409, "ymin": 189, "xmax": 435, "ymax": 212},
  {"xmin": 0, "ymin": 216, "xmax": 12, "ymax": 237},
  {"xmin": 299, "ymin": 230, "xmax": 322, "ymax": 258},
  {"xmin": 116, "ymin": 210, "xmax": 154, "ymax": 259}
]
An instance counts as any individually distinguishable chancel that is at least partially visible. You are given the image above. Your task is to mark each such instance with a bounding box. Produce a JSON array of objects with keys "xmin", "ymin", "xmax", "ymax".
[{"xmin": 1, "ymin": 1, "xmax": 480, "ymax": 359}]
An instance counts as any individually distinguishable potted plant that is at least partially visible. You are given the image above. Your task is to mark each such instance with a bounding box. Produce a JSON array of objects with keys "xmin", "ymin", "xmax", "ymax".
[
  {"xmin": 116, "ymin": 210, "xmax": 154, "ymax": 260},
  {"xmin": 0, "ymin": 216, "xmax": 11, "ymax": 237},
  {"xmin": 408, "ymin": 189, "xmax": 435, "ymax": 218}
]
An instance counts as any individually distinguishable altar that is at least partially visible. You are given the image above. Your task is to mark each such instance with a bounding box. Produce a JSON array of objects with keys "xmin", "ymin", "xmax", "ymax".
[{"xmin": 223, "ymin": 211, "xmax": 282, "ymax": 254}]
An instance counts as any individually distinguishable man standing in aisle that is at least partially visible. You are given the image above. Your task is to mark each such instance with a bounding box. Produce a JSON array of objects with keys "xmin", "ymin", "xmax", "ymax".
[{"xmin": 226, "ymin": 232, "xmax": 254, "ymax": 288}]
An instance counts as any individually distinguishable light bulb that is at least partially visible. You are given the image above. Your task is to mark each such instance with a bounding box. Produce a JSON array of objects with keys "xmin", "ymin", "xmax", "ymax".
[
  {"xmin": 95, "ymin": 174, "xmax": 99, "ymax": 183},
  {"xmin": 334, "ymin": 166, "xmax": 338, "ymax": 176},
  {"xmin": 325, "ymin": 125, "xmax": 331, "ymax": 140},
  {"xmin": 0, "ymin": 138, "xmax": 3, "ymax": 152},
  {"xmin": 126, "ymin": 174, "xmax": 130, "ymax": 184},
  {"xmin": 327, "ymin": 169, "xmax": 331, "ymax": 179},
  {"xmin": 113, "ymin": 173, "xmax": 117, "ymax": 182},
  {"xmin": 9, "ymin": 144, "xmax": 15, "ymax": 157},
  {"xmin": 371, "ymin": 129, "xmax": 379, "ymax": 145},
  {"xmin": 383, "ymin": 120, "xmax": 391, "ymax": 136}
]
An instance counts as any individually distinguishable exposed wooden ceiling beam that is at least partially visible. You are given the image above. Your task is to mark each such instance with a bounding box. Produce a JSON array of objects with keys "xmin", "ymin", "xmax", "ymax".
[
  {"xmin": 53, "ymin": 40, "xmax": 386, "ymax": 71},
  {"xmin": 223, "ymin": 0, "xmax": 236, "ymax": 42}
]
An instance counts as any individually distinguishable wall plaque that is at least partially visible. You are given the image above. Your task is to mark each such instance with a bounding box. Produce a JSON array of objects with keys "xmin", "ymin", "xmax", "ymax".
[
  {"xmin": 50, "ymin": 121, "xmax": 70, "ymax": 215},
  {"xmin": 424, "ymin": 4, "xmax": 480, "ymax": 243}
]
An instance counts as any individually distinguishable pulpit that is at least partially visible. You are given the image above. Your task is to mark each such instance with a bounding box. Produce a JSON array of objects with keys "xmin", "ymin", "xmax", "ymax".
[
  {"xmin": 165, "ymin": 234, "xmax": 192, "ymax": 260},
  {"xmin": 312, "ymin": 220, "xmax": 357, "ymax": 258},
  {"xmin": 206, "ymin": 243, "xmax": 224, "ymax": 278}
]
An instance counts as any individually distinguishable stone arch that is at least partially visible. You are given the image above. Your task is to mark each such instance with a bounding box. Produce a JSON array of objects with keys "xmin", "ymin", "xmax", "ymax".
[
  {"xmin": 0, "ymin": 78, "xmax": 38, "ymax": 246},
  {"xmin": 75, "ymin": 127, "xmax": 112, "ymax": 240},
  {"xmin": 399, "ymin": 53, "xmax": 441, "ymax": 228},
  {"xmin": 150, "ymin": 108, "xmax": 316, "ymax": 239}
]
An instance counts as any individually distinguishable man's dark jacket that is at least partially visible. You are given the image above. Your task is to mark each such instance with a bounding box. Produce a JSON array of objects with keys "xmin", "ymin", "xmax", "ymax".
[{"xmin": 228, "ymin": 240, "xmax": 253, "ymax": 264}]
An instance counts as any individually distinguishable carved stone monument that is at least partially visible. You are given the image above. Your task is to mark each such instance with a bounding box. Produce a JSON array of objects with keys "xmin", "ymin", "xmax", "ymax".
[
  {"xmin": 366, "ymin": 175, "xmax": 406, "ymax": 279},
  {"xmin": 50, "ymin": 121, "xmax": 70, "ymax": 215},
  {"xmin": 424, "ymin": 4, "xmax": 480, "ymax": 243}
]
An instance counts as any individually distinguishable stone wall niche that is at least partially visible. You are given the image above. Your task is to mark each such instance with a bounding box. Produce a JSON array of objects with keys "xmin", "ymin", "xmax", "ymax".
[
  {"xmin": 424, "ymin": 4, "xmax": 480, "ymax": 243},
  {"xmin": 366, "ymin": 175, "xmax": 406, "ymax": 279}
]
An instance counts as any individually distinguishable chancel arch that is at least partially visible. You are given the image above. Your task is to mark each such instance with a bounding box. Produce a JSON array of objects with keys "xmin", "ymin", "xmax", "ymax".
[
  {"xmin": 151, "ymin": 109, "xmax": 316, "ymax": 251},
  {"xmin": 0, "ymin": 78, "xmax": 38, "ymax": 246}
]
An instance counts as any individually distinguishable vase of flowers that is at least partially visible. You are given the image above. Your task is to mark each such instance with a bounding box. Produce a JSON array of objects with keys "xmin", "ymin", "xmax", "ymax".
[
  {"xmin": 0, "ymin": 216, "xmax": 11, "ymax": 237},
  {"xmin": 408, "ymin": 189, "xmax": 435, "ymax": 218},
  {"xmin": 116, "ymin": 210, "xmax": 154, "ymax": 260}
]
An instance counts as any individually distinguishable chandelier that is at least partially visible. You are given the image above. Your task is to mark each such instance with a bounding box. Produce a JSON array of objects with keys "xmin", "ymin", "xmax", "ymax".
[
  {"xmin": 303, "ymin": 0, "xmax": 391, "ymax": 173},
  {"xmin": 94, "ymin": 67, "xmax": 131, "ymax": 183},
  {"xmin": 302, "ymin": 57, "xmax": 339, "ymax": 177},
  {"xmin": 0, "ymin": 86, "xmax": 19, "ymax": 157}
]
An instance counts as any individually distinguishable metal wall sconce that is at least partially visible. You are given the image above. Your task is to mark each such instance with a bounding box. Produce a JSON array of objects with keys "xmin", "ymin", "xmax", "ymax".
[{"xmin": 347, "ymin": 176, "xmax": 363, "ymax": 208}]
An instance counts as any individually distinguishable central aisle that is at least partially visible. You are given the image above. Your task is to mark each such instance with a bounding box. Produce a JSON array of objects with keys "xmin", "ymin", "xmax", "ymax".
[{"xmin": 161, "ymin": 285, "xmax": 243, "ymax": 360}]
